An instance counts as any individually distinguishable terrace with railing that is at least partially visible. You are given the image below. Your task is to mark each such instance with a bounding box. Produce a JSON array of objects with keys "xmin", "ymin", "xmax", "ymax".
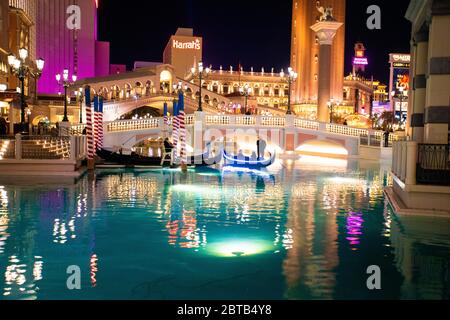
[
  {"xmin": 0, "ymin": 134, "xmax": 87, "ymax": 162},
  {"xmin": 392, "ymin": 141, "xmax": 450, "ymax": 186}
]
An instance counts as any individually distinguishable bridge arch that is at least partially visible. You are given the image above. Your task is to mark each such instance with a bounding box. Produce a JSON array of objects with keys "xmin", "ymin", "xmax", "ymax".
[{"xmin": 296, "ymin": 139, "xmax": 349, "ymax": 158}]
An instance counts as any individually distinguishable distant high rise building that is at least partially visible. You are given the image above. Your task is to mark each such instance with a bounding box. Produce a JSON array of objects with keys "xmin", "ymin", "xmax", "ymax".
[
  {"xmin": 163, "ymin": 28, "xmax": 203, "ymax": 79},
  {"xmin": 352, "ymin": 42, "xmax": 368, "ymax": 76},
  {"xmin": 36, "ymin": 0, "xmax": 110, "ymax": 94},
  {"xmin": 290, "ymin": 0, "xmax": 346, "ymax": 104}
]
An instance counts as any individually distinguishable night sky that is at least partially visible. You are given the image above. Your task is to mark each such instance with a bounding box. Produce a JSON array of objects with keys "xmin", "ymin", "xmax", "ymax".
[{"xmin": 98, "ymin": 0, "xmax": 411, "ymax": 84}]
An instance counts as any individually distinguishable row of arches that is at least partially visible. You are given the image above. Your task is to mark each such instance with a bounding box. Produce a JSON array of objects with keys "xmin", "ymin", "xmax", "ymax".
[{"xmin": 200, "ymin": 82, "xmax": 290, "ymax": 98}]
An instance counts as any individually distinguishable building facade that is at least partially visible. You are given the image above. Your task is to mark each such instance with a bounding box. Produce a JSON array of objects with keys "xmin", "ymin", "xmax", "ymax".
[
  {"xmin": 389, "ymin": 0, "xmax": 450, "ymax": 214},
  {"xmin": 163, "ymin": 28, "xmax": 203, "ymax": 79},
  {"xmin": 36, "ymin": 0, "xmax": 110, "ymax": 95},
  {"xmin": 0, "ymin": 0, "xmax": 37, "ymax": 130},
  {"xmin": 290, "ymin": 0, "xmax": 346, "ymax": 104},
  {"xmin": 185, "ymin": 66, "xmax": 289, "ymax": 111}
]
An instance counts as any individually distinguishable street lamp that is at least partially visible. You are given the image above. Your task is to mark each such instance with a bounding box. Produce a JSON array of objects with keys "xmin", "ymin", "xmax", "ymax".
[
  {"xmin": 399, "ymin": 87, "xmax": 405, "ymax": 124},
  {"xmin": 280, "ymin": 67, "xmax": 298, "ymax": 115},
  {"xmin": 239, "ymin": 84, "xmax": 252, "ymax": 114},
  {"xmin": 190, "ymin": 62, "xmax": 211, "ymax": 112},
  {"xmin": 74, "ymin": 88, "xmax": 84, "ymax": 124},
  {"xmin": 7, "ymin": 48, "xmax": 45, "ymax": 127},
  {"xmin": 327, "ymin": 99, "xmax": 337, "ymax": 124},
  {"xmin": 56, "ymin": 69, "xmax": 77, "ymax": 122},
  {"xmin": 173, "ymin": 81, "xmax": 188, "ymax": 95}
]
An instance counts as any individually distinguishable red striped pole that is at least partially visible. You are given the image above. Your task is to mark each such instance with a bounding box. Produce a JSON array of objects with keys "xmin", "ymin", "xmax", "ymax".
[
  {"xmin": 93, "ymin": 96, "xmax": 99, "ymax": 150},
  {"xmin": 85, "ymin": 86, "xmax": 95, "ymax": 165},
  {"xmin": 179, "ymin": 109, "xmax": 186, "ymax": 165},
  {"xmin": 98, "ymin": 97, "xmax": 104, "ymax": 149}
]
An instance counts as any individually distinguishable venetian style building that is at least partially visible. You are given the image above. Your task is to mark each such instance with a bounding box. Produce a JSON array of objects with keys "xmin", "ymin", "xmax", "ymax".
[
  {"xmin": 36, "ymin": 0, "xmax": 110, "ymax": 95},
  {"xmin": 389, "ymin": 0, "xmax": 450, "ymax": 214},
  {"xmin": 185, "ymin": 66, "xmax": 289, "ymax": 111},
  {"xmin": 290, "ymin": 0, "xmax": 346, "ymax": 104},
  {"xmin": 0, "ymin": 0, "xmax": 37, "ymax": 127}
]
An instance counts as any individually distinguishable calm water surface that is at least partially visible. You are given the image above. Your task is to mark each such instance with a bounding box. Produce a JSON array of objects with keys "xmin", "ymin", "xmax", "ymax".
[{"xmin": 0, "ymin": 157, "xmax": 449, "ymax": 300}]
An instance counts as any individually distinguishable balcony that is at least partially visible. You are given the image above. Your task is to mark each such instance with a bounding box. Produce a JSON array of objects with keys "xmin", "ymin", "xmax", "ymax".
[{"xmin": 417, "ymin": 144, "xmax": 450, "ymax": 186}]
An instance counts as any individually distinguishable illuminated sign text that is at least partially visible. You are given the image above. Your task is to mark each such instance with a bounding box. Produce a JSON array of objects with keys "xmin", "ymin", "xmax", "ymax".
[{"xmin": 173, "ymin": 39, "xmax": 201, "ymax": 50}]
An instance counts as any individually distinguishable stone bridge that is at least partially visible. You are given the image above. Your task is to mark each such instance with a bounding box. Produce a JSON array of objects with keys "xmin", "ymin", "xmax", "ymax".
[{"xmin": 100, "ymin": 113, "xmax": 394, "ymax": 158}]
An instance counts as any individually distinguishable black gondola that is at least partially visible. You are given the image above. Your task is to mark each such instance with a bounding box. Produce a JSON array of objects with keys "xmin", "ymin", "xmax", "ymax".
[{"xmin": 96, "ymin": 148, "xmax": 222, "ymax": 167}]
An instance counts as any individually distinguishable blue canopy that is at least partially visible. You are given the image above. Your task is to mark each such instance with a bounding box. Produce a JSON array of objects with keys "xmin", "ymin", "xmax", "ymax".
[
  {"xmin": 94, "ymin": 96, "xmax": 99, "ymax": 113},
  {"xmin": 163, "ymin": 102, "xmax": 168, "ymax": 118},
  {"xmin": 85, "ymin": 86, "xmax": 91, "ymax": 107},
  {"xmin": 178, "ymin": 91, "xmax": 184, "ymax": 112},
  {"xmin": 173, "ymin": 100, "xmax": 179, "ymax": 117}
]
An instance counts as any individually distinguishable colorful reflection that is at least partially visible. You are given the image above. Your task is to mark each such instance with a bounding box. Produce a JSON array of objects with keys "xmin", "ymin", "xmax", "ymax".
[
  {"xmin": 346, "ymin": 212, "xmax": 364, "ymax": 248},
  {"xmin": 0, "ymin": 161, "xmax": 447, "ymax": 300}
]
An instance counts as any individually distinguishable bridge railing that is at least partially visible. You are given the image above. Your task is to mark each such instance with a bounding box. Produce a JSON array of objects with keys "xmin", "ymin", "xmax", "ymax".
[
  {"xmin": 106, "ymin": 118, "xmax": 162, "ymax": 132},
  {"xmin": 294, "ymin": 118, "xmax": 320, "ymax": 131},
  {"xmin": 103, "ymin": 115, "xmax": 399, "ymax": 144}
]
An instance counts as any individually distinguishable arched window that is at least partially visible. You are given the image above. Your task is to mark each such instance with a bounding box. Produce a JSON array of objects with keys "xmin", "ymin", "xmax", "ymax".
[
  {"xmin": 274, "ymin": 86, "xmax": 280, "ymax": 96},
  {"xmin": 223, "ymin": 83, "xmax": 230, "ymax": 95},
  {"xmin": 135, "ymin": 82, "xmax": 143, "ymax": 97}
]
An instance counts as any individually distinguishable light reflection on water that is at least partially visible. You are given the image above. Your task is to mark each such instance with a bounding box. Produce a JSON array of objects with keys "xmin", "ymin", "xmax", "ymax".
[{"xmin": 0, "ymin": 158, "xmax": 448, "ymax": 300}]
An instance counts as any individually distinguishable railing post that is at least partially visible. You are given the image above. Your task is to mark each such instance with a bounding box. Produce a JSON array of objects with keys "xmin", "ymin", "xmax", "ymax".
[
  {"xmin": 15, "ymin": 134, "xmax": 22, "ymax": 160},
  {"xmin": 405, "ymin": 141, "xmax": 418, "ymax": 185},
  {"xmin": 255, "ymin": 115, "xmax": 262, "ymax": 127},
  {"xmin": 400, "ymin": 142, "xmax": 407, "ymax": 182},
  {"xmin": 285, "ymin": 114, "xmax": 294, "ymax": 128},
  {"xmin": 318, "ymin": 122, "xmax": 327, "ymax": 132},
  {"xmin": 70, "ymin": 136, "xmax": 76, "ymax": 161}
]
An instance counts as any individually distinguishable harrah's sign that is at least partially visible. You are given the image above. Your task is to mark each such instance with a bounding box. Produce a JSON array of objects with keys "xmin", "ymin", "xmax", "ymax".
[{"xmin": 173, "ymin": 39, "xmax": 201, "ymax": 50}]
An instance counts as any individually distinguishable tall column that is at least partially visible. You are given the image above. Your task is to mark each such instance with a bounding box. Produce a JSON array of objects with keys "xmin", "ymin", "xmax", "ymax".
[
  {"xmin": 409, "ymin": 26, "xmax": 429, "ymax": 143},
  {"xmin": 424, "ymin": 6, "xmax": 450, "ymax": 145},
  {"xmin": 311, "ymin": 21, "xmax": 343, "ymax": 122}
]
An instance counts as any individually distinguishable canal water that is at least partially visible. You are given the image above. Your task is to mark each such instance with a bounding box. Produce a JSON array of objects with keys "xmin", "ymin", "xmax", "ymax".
[{"xmin": 0, "ymin": 157, "xmax": 449, "ymax": 300}]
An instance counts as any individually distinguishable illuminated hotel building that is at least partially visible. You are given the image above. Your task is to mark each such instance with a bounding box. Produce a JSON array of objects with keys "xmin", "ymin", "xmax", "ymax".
[
  {"xmin": 163, "ymin": 28, "xmax": 203, "ymax": 79},
  {"xmin": 36, "ymin": 0, "xmax": 110, "ymax": 95},
  {"xmin": 290, "ymin": 0, "xmax": 346, "ymax": 104},
  {"xmin": 185, "ymin": 66, "xmax": 289, "ymax": 111},
  {"xmin": 0, "ymin": 0, "xmax": 37, "ymax": 125}
]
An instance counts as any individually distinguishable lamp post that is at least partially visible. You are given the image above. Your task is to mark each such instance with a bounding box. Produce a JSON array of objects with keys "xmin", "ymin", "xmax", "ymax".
[
  {"xmin": 173, "ymin": 81, "xmax": 188, "ymax": 96},
  {"xmin": 280, "ymin": 67, "xmax": 298, "ymax": 115},
  {"xmin": 327, "ymin": 99, "xmax": 335, "ymax": 123},
  {"xmin": 390, "ymin": 90, "xmax": 396, "ymax": 131},
  {"xmin": 399, "ymin": 87, "xmax": 405, "ymax": 125},
  {"xmin": 56, "ymin": 69, "xmax": 77, "ymax": 122},
  {"xmin": 239, "ymin": 84, "xmax": 252, "ymax": 114},
  {"xmin": 75, "ymin": 88, "xmax": 84, "ymax": 124},
  {"xmin": 7, "ymin": 48, "xmax": 44, "ymax": 127},
  {"xmin": 190, "ymin": 62, "xmax": 211, "ymax": 112}
]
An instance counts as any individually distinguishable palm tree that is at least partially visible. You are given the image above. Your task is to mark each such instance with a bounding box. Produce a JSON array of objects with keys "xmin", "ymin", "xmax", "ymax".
[{"xmin": 380, "ymin": 111, "xmax": 398, "ymax": 131}]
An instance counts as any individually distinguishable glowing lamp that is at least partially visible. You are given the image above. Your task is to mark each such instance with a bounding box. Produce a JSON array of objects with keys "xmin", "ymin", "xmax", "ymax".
[
  {"xmin": 7, "ymin": 54, "xmax": 16, "ymax": 67},
  {"xmin": 63, "ymin": 69, "xmax": 69, "ymax": 81},
  {"xmin": 0, "ymin": 84, "xmax": 7, "ymax": 92},
  {"xmin": 36, "ymin": 58, "xmax": 45, "ymax": 71},
  {"xmin": 19, "ymin": 48, "xmax": 28, "ymax": 61},
  {"xmin": 72, "ymin": 74, "xmax": 77, "ymax": 82},
  {"xmin": 56, "ymin": 74, "xmax": 61, "ymax": 82},
  {"xmin": 13, "ymin": 59, "xmax": 21, "ymax": 69}
]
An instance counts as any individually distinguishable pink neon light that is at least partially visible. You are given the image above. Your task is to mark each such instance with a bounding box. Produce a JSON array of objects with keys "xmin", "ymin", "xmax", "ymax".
[{"xmin": 353, "ymin": 57, "xmax": 369, "ymax": 65}]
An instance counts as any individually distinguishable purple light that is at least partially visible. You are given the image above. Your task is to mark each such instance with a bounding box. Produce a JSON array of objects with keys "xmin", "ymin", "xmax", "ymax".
[
  {"xmin": 353, "ymin": 57, "xmax": 369, "ymax": 66},
  {"xmin": 346, "ymin": 212, "xmax": 364, "ymax": 247}
]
